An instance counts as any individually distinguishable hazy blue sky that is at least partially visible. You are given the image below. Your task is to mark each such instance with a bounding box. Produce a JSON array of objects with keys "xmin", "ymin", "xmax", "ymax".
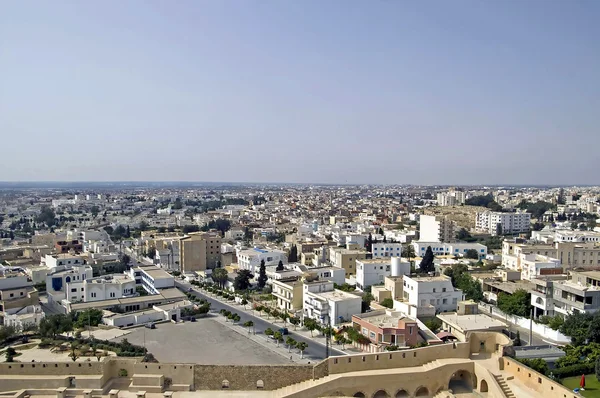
[{"xmin": 1, "ymin": 1, "xmax": 599, "ymax": 185}]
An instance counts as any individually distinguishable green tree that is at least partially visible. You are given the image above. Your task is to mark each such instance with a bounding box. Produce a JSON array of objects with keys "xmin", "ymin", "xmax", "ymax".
[
  {"xmin": 381, "ymin": 298, "xmax": 394, "ymax": 309},
  {"xmin": 288, "ymin": 245, "xmax": 298, "ymax": 263},
  {"xmin": 91, "ymin": 206, "xmax": 100, "ymax": 218},
  {"xmin": 233, "ymin": 270, "xmax": 253, "ymax": 291},
  {"xmin": 244, "ymin": 320, "xmax": 254, "ymax": 334},
  {"xmin": 496, "ymin": 223, "xmax": 503, "ymax": 236},
  {"xmin": 464, "ymin": 249, "xmax": 479, "ymax": 260},
  {"xmin": 286, "ymin": 337, "xmax": 296, "ymax": 352},
  {"xmin": 241, "ymin": 298, "xmax": 248, "ymax": 309},
  {"xmin": 403, "ymin": 244, "xmax": 415, "ymax": 264},
  {"xmin": 212, "ymin": 268, "xmax": 229, "ymax": 289},
  {"xmin": 5, "ymin": 347, "xmax": 17, "ymax": 362},
  {"xmin": 0, "ymin": 325, "xmax": 17, "ymax": 342},
  {"xmin": 74, "ymin": 308, "xmax": 103, "ymax": 329},
  {"xmin": 276, "ymin": 260, "xmax": 284, "ymax": 271},
  {"xmin": 419, "ymin": 246, "xmax": 435, "ymax": 274},
  {"xmin": 304, "ymin": 318, "xmax": 319, "ymax": 337},
  {"xmin": 362, "ymin": 292, "xmax": 374, "ymax": 312},
  {"xmin": 120, "ymin": 254, "xmax": 131, "ymax": 267},
  {"xmin": 296, "ymin": 341, "xmax": 308, "ymax": 358},
  {"xmin": 497, "ymin": 289, "xmax": 532, "ymax": 318},
  {"xmin": 264, "ymin": 328, "xmax": 274, "ymax": 337},
  {"xmin": 456, "ymin": 228, "xmax": 472, "ymax": 241},
  {"xmin": 289, "ymin": 316, "xmax": 300, "ymax": 330},
  {"xmin": 39, "ymin": 314, "xmax": 73, "ymax": 339},
  {"xmin": 257, "ymin": 259, "xmax": 267, "ymax": 290},
  {"xmin": 273, "ymin": 331, "xmax": 283, "ymax": 346},
  {"xmin": 517, "ymin": 358, "xmax": 549, "ymax": 375},
  {"xmin": 146, "ymin": 247, "xmax": 157, "ymax": 259},
  {"xmin": 557, "ymin": 188, "xmax": 566, "ymax": 205}
]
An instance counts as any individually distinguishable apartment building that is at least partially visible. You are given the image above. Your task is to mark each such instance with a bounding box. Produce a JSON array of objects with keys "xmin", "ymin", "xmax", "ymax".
[
  {"xmin": 178, "ymin": 232, "xmax": 222, "ymax": 272},
  {"xmin": 46, "ymin": 263, "xmax": 94, "ymax": 305},
  {"xmin": 291, "ymin": 264, "xmax": 346, "ymax": 285},
  {"xmin": 519, "ymin": 254, "xmax": 562, "ymax": 281},
  {"xmin": 419, "ymin": 215, "xmax": 456, "ymax": 243},
  {"xmin": 237, "ymin": 248, "xmax": 287, "ymax": 273},
  {"xmin": 272, "ymin": 278, "xmax": 303, "ymax": 313},
  {"xmin": 394, "ymin": 275, "xmax": 463, "ymax": 318},
  {"xmin": 81, "ymin": 275, "xmax": 137, "ymax": 302},
  {"xmin": 55, "ymin": 240, "xmax": 83, "ymax": 253},
  {"xmin": 128, "ymin": 266, "xmax": 175, "ymax": 295},
  {"xmin": 436, "ymin": 189, "xmax": 466, "ymax": 206},
  {"xmin": 475, "ymin": 211, "xmax": 531, "ymax": 235},
  {"xmin": 44, "ymin": 254, "xmax": 87, "ymax": 269},
  {"xmin": 302, "ymin": 280, "xmax": 362, "ymax": 326},
  {"xmin": 371, "ymin": 242, "xmax": 402, "ymax": 258},
  {"xmin": 355, "ymin": 257, "xmax": 410, "ymax": 290},
  {"xmin": 412, "ymin": 241, "xmax": 488, "ymax": 259},
  {"xmin": 328, "ymin": 247, "xmax": 367, "ymax": 276},
  {"xmin": 0, "ymin": 268, "xmax": 40, "ymax": 327},
  {"xmin": 352, "ymin": 310, "xmax": 419, "ymax": 349},
  {"xmin": 502, "ymin": 238, "xmax": 600, "ymax": 269},
  {"xmin": 531, "ymin": 271, "xmax": 600, "ymax": 318}
]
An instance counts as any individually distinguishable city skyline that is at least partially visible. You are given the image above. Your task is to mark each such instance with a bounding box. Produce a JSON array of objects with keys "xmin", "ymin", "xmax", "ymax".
[{"xmin": 1, "ymin": 1, "xmax": 599, "ymax": 184}]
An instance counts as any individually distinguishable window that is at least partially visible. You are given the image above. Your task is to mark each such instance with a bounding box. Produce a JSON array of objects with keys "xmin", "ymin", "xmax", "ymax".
[
  {"xmin": 91, "ymin": 292, "xmax": 96, "ymax": 298},
  {"xmin": 110, "ymin": 292, "xmax": 116, "ymax": 298},
  {"xmin": 433, "ymin": 288, "xmax": 436, "ymax": 293},
  {"xmin": 442, "ymin": 288, "xmax": 446, "ymax": 292},
  {"xmin": 70, "ymin": 288, "xmax": 77, "ymax": 293},
  {"xmin": 443, "ymin": 299, "xmax": 447, "ymax": 304}
]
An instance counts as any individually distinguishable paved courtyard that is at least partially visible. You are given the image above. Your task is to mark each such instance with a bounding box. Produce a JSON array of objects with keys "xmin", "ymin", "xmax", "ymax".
[{"xmin": 116, "ymin": 318, "xmax": 289, "ymax": 365}]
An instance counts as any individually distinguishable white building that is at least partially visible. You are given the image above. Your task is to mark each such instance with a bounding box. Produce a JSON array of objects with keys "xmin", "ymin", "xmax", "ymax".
[
  {"xmin": 237, "ymin": 248, "xmax": 287, "ymax": 273},
  {"xmin": 355, "ymin": 257, "xmax": 410, "ymax": 290},
  {"xmin": 128, "ymin": 266, "xmax": 175, "ymax": 294},
  {"xmin": 517, "ymin": 254, "xmax": 562, "ymax": 281},
  {"xmin": 394, "ymin": 275, "xmax": 463, "ymax": 318},
  {"xmin": 371, "ymin": 242, "xmax": 402, "ymax": 258},
  {"xmin": 436, "ymin": 190, "xmax": 466, "ymax": 206},
  {"xmin": 476, "ymin": 211, "xmax": 531, "ymax": 235},
  {"xmin": 419, "ymin": 215, "xmax": 456, "ymax": 243},
  {"xmin": 412, "ymin": 241, "xmax": 488, "ymax": 259},
  {"xmin": 224, "ymin": 228, "xmax": 245, "ymax": 240},
  {"xmin": 302, "ymin": 280, "xmax": 362, "ymax": 326},
  {"xmin": 82, "ymin": 275, "xmax": 137, "ymax": 302},
  {"xmin": 43, "ymin": 254, "xmax": 87, "ymax": 269},
  {"xmin": 46, "ymin": 264, "xmax": 94, "ymax": 305},
  {"xmin": 291, "ymin": 264, "xmax": 346, "ymax": 286},
  {"xmin": 103, "ymin": 300, "xmax": 193, "ymax": 328}
]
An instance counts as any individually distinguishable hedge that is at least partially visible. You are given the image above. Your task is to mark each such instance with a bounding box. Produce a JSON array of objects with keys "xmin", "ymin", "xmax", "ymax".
[{"xmin": 553, "ymin": 362, "xmax": 595, "ymax": 378}]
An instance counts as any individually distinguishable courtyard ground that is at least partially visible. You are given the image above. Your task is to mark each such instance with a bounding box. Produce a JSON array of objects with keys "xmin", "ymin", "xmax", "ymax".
[
  {"xmin": 562, "ymin": 374, "xmax": 600, "ymax": 398},
  {"xmin": 114, "ymin": 318, "xmax": 289, "ymax": 365}
]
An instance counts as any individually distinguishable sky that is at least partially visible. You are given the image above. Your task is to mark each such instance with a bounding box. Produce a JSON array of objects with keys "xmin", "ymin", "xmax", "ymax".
[{"xmin": 1, "ymin": 1, "xmax": 599, "ymax": 185}]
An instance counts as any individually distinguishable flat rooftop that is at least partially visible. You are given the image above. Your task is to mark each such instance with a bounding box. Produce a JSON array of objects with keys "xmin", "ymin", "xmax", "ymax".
[
  {"xmin": 437, "ymin": 313, "xmax": 506, "ymax": 332},
  {"xmin": 318, "ymin": 289, "xmax": 361, "ymax": 302},
  {"xmin": 138, "ymin": 266, "xmax": 172, "ymax": 280},
  {"xmin": 354, "ymin": 310, "xmax": 416, "ymax": 328},
  {"xmin": 483, "ymin": 280, "xmax": 535, "ymax": 294}
]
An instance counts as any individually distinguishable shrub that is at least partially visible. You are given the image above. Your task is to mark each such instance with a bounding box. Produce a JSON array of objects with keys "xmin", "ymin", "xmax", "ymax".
[
  {"xmin": 119, "ymin": 369, "xmax": 128, "ymax": 377},
  {"xmin": 552, "ymin": 363, "xmax": 595, "ymax": 378}
]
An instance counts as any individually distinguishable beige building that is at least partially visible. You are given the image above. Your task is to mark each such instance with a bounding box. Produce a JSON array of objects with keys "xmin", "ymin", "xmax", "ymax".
[
  {"xmin": 0, "ymin": 331, "xmax": 582, "ymax": 398},
  {"xmin": 272, "ymin": 278, "xmax": 303, "ymax": 313},
  {"xmin": 328, "ymin": 247, "xmax": 367, "ymax": 276},
  {"xmin": 178, "ymin": 232, "xmax": 222, "ymax": 272},
  {"xmin": 503, "ymin": 238, "xmax": 600, "ymax": 270}
]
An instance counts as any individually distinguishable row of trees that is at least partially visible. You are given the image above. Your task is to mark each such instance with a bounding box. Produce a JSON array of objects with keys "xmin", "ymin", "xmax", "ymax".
[{"xmin": 264, "ymin": 328, "xmax": 308, "ymax": 357}]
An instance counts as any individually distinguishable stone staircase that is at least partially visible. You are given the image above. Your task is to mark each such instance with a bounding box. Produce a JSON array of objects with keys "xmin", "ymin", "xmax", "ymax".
[
  {"xmin": 423, "ymin": 359, "xmax": 441, "ymax": 370},
  {"xmin": 493, "ymin": 374, "xmax": 516, "ymax": 398},
  {"xmin": 272, "ymin": 374, "xmax": 337, "ymax": 397}
]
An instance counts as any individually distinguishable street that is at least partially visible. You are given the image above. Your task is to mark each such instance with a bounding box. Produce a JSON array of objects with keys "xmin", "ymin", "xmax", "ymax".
[{"xmin": 174, "ymin": 281, "xmax": 346, "ymax": 361}]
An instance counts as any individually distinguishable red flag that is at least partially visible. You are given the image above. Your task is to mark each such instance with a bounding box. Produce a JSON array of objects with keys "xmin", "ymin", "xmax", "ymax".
[{"xmin": 580, "ymin": 374, "xmax": 586, "ymax": 388}]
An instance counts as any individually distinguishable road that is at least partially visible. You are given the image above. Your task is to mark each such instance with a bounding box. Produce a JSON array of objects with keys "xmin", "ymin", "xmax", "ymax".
[{"xmin": 174, "ymin": 281, "xmax": 346, "ymax": 361}]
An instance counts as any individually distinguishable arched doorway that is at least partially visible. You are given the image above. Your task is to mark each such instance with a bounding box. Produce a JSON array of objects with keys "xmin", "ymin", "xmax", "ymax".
[
  {"xmin": 480, "ymin": 379, "xmax": 489, "ymax": 392},
  {"xmin": 395, "ymin": 390, "xmax": 409, "ymax": 397},
  {"xmin": 373, "ymin": 390, "xmax": 390, "ymax": 398},
  {"xmin": 449, "ymin": 370, "xmax": 474, "ymax": 393},
  {"xmin": 353, "ymin": 393, "xmax": 366, "ymax": 398},
  {"xmin": 415, "ymin": 386, "xmax": 429, "ymax": 397}
]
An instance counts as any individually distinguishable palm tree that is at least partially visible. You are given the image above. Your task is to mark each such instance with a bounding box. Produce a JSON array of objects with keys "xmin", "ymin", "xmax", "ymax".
[{"xmin": 296, "ymin": 342, "xmax": 308, "ymax": 358}]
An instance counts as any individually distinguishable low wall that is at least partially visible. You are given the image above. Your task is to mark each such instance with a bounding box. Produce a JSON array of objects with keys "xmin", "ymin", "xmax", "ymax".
[
  {"xmin": 479, "ymin": 303, "xmax": 570, "ymax": 344},
  {"xmin": 501, "ymin": 357, "xmax": 576, "ymax": 398},
  {"xmin": 327, "ymin": 341, "xmax": 471, "ymax": 374},
  {"xmin": 0, "ymin": 362, "xmax": 104, "ymax": 376},
  {"xmin": 194, "ymin": 364, "xmax": 313, "ymax": 391},
  {"xmin": 134, "ymin": 363, "xmax": 194, "ymax": 388}
]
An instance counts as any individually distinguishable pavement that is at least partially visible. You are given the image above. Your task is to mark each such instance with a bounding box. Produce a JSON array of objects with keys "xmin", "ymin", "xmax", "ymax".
[
  {"xmin": 478, "ymin": 305, "xmax": 549, "ymax": 346},
  {"xmin": 117, "ymin": 319, "xmax": 289, "ymax": 365},
  {"xmin": 175, "ymin": 281, "xmax": 349, "ymax": 362}
]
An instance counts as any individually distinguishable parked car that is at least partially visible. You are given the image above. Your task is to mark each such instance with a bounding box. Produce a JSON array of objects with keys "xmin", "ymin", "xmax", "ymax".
[
  {"xmin": 145, "ymin": 323, "xmax": 156, "ymax": 329},
  {"xmin": 279, "ymin": 328, "xmax": 289, "ymax": 335}
]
